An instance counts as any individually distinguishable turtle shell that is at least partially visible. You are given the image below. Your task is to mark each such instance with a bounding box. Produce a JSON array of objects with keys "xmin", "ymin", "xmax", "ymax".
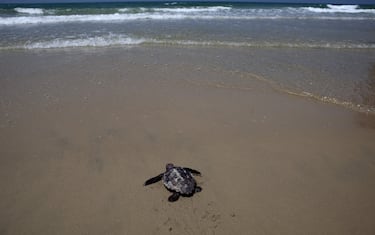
[{"xmin": 162, "ymin": 167, "xmax": 196, "ymax": 195}]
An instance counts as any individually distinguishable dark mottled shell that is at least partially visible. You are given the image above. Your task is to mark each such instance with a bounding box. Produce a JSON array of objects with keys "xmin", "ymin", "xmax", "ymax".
[{"xmin": 162, "ymin": 167, "xmax": 196, "ymax": 195}]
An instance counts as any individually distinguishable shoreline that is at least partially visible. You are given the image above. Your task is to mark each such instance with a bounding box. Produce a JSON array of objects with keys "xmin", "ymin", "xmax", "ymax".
[{"xmin": 2, "ymin": 45, "xmax": 375, "ymax": 115}]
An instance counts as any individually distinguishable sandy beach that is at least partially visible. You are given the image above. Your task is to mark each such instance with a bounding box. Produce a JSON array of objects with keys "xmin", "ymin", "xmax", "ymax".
[{"xmin": 1, "ymin": 46, "xmax": 375, "ymax": 234}]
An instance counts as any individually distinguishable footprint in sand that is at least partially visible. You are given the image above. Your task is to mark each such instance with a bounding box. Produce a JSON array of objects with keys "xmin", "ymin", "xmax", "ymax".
[{"xmin": 200, "ymin": 201, "xmax": 222, "ymax": 230}]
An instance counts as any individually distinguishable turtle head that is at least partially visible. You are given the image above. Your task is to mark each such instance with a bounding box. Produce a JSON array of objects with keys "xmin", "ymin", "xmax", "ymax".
[{"xmin": 166, "ymin": 163, "xmax": 174, "ymax": 171}]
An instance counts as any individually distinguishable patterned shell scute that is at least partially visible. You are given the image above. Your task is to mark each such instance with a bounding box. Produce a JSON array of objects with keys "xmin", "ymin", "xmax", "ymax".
[{"xmin": 163, "ymin": 167, "xmax": 196, "ymax": 195}]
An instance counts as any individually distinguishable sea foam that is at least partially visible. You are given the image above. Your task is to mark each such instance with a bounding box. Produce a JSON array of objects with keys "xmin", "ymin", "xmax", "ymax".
[
  {"xmin": 1, "ymin": 4, "xmax": 375, "ymax": 26},
  {"xmin": 304, "ymin": 5, "xmax": 375, "ymax": 14},
  {"xmin": 1, "ymin": 12, "xmax": 373, "ymax": 26},
  {"xmin": 152, "ymin": 6, "xmax": 231, "ymax": 13},
  {"xmin": 14, "ymin": 7, "xmax": 44, "ymax": 15},
  {"xmin": 118, "ymin": 6, "xmax": 231, "ymax": 13},
  {"xmin": 17, "ymin": 35, "xmax": 375, "ymax": 50},
  {"xmin": 24, "ymin": 34, "xmax": 147, "ymax": 49},
  {"xmin": 0, "ymin": 13, "xmax": 190, "ymax": 26}
]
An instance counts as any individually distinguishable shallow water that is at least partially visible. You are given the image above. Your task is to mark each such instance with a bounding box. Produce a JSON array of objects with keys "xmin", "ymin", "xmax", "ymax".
[{"xmin": 1, "ymin": 2, "xmax": 375, "ymax": 112}]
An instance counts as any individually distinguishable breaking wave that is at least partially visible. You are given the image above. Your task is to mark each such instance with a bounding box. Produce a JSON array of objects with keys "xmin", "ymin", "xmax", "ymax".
[
  {"xmin": 118, "ymin": 6, "xmax": 231, "ymax": 13},
  {"xmin": 151, "ymin": 6, "xmax": 231, "ymax": 13},
  {"xmin": 3, "ymin": 35, "xmax": 375, "ymax": 50},
  {"xmin": 304, "ymin": 5, "xmax": 375, "ymax": 14},
  {"xmin": 14, "ymin": 7, "xmax": 44, "ymax": 15},
  {"xmin": 1, "ymin": 4, "xmax": 374, "ymax": 26},
  {"xmin": 23, "ymin": 34, "xmax": 147, "ymax": 49},
  {"xmin": 1, "ymin": 13, "xmax": 373, "ymax": 26}
]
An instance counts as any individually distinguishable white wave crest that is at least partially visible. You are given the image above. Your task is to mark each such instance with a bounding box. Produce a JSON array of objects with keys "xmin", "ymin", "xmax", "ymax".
[
  {"xmin": 118, "ymin": 6, "xmax": 231, "ymax": 14},
  {"xmin": 14, "ymin": 7, "xmax": 44, "ymax": 15},
  {"xmin": 0, "ymin": 13, "xmax": 192, "ymax": 26},
  {"xmin": 24, "ymin": 34, "xmax": 146, "ymax": 49},
  {"xmin": 18, "ymin": 35, "xmax": 375, "ymax": 50},
  {"xmin": 304, "ymin": 5, "xmax": 375, "ymax": 14},
  {"xmin": 153, "ymin": 6, "xmax": 231, "ymax": 13},
  {"xmin": 1, "ymin": 12, "xmax": 373, "ymax": 26},
  {"xmin": 164, "ymin": 2, "xmax": 178, "ymax": 6},
  {"xmin": 328, "ymin": 4, "xmax": 359, "ymax": 11}
]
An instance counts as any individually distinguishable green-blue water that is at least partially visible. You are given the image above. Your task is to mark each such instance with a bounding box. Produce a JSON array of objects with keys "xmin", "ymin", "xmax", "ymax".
[{"xmin": 1, "ymin": 2, "xmax": 374, "ymax": 49}]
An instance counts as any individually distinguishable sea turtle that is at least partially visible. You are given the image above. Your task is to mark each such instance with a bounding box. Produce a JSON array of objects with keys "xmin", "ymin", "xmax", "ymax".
[{"xmin": 144, "ymin": 163, "xmax": 202, "ymax": 202}]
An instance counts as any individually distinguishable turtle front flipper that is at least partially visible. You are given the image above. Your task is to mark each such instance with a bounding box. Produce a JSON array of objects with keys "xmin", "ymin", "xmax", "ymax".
[
  {"xmin": 183, "ymin": 168, "xmax": 201, "ymax": 176},
  {"xmin": 144, "ymin": 173, "xmax": 163, "ymax": 186},
  {"xmin": 168, "ymin": 192, "xmax": 180, "ymax": 202}
]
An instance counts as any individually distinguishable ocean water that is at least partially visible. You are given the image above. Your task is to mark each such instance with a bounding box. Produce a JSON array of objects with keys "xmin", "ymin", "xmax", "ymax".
[{"xmin": 1, "ymin": 2, "xmax": 375, "ymax": 113}]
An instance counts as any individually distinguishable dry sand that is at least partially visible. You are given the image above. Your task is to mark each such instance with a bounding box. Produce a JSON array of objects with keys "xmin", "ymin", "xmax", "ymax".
[{"xmin": 1, "ymin": 47, "xmax": 375, "ymax": 234}]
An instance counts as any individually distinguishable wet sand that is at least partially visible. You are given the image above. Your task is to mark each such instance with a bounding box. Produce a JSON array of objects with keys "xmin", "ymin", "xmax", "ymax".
[{"xmin": 1, "ymin": 46, "xmax": 375, "ymax": 234}]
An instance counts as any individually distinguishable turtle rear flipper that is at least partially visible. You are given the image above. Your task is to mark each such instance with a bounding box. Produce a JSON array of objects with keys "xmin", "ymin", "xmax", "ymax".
[
  {"xmin": 168, "ymin": 192, "xmax": 180, "ymax": 202},
  {"xmin": 144, "ymin": 173, "xmax": 163, "ymax": 186},
  {"xmin": 195, "ymin": 186, "xmax": 202, "ymax": 193}
]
